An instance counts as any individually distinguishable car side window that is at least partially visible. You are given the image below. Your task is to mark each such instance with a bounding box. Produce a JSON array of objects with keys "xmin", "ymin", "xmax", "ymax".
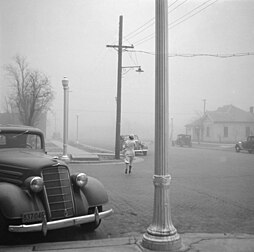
[
  {"xmin": 0, "ymin": 135, "xmax": 6, "ymax": 146},
  {"xmin": 27, "ymin": 134, "xmax": 42, "ymax": 149}
]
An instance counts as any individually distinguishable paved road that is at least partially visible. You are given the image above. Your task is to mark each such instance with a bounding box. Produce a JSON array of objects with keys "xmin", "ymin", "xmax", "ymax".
[
  {"xmin": 9, "ymin": 145, "xmax": 254, "ymax": 244},
  {"xmin": 69, "ymin": 145, "xmax": 254, "ymax": 238}
]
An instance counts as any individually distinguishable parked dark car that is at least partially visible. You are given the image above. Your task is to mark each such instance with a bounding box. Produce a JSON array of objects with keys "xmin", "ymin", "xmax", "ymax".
[
  {"xmin": 235, "ymin": 135, "xmax": 254, "ymax": 153},
  {"xmin": 120, "ymin": 134, "xmax": 148, "ymax": 156},
  {"xmin": 0, "ymin": 125, "xmax": 113, "ymax": 242},
  {"xmin": 172, "ymin": 134, "xmax": 192, "ymax": 147}
]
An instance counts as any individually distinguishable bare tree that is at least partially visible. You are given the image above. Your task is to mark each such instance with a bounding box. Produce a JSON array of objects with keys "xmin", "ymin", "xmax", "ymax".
[{"xmin": 4, "ymin": 55, "xmax": 54, "ymax": 126}]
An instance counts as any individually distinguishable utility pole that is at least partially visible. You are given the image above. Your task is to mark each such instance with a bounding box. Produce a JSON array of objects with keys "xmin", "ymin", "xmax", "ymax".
[
  {"xmin": 203, "ymin": 99, "xmax": 206, "ymax": 115},
  {"xmin": 106, "ymin": 15, "xmax": 134, "ymax": 159}
]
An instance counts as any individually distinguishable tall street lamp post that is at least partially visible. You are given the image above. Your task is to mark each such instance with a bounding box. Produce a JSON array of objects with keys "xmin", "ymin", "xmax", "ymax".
[
  {"xmin": 62, "ymin": 77, "xmax": 70, "ymax": 163},
  {"xmin": 142, "ymin": 0, "xmax": 183, "ymax": 251}
]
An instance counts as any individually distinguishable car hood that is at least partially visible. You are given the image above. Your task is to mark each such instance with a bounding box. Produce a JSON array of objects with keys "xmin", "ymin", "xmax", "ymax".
[{"xmin": 0, "ymin": 149, "xmax": 63, "ymax": 175}]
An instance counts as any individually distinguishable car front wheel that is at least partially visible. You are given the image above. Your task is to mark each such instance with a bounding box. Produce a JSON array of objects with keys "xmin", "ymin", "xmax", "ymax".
[
  {"xmin": 80, "ymin": 206, "xmax": 102, "ymax": 232},
  {"xmin": 235, "ymin": 145, "xmax": 240, "ymax": 152}
]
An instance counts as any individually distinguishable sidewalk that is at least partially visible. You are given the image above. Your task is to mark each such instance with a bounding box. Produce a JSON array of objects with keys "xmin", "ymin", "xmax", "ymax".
[
  {"xmin": 1, "ymin": 233, "xmax": 254, "ymax": 251},
  {"xmin": 46, "ymin": 140, "xmax": 143, "ymax": 164},
  {"xmin": 47, "ymin": 140, "xmax": 105, "ymax": 162},
  {"xmin": 191, "ymin": 141, "xmax": 235, "ymax": 151}
]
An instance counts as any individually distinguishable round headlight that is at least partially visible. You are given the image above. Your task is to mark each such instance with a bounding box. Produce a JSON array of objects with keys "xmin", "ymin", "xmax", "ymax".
[
  {"xmin": 30, "ymin": 177, "xmax": 44, "ymax": 193},
  {"xmin": 76, "ymin": 173, "xmax": 88, "ymax": 187}
]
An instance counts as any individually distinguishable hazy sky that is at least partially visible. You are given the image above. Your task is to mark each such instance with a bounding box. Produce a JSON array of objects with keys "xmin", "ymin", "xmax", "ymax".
[{"xmin": 1, "ymin": 0, "xmax": 254, "ymax": 145}]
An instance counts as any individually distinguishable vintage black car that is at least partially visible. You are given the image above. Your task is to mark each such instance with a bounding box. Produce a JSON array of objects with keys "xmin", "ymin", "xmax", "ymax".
[
  {"xmin": 0, "ymin": 125, "xmax": 113, "ymax": 241},
  {"xmin": 172, "ymin": 134, "xmax": 192, "ymax": 147},
  {"xmin": 120, "ymin": 134, "xmax": 148, "ymax": 156},
  {"xmin": 235, "ymin": 135, "xmax": 254, "ymax": 153}
]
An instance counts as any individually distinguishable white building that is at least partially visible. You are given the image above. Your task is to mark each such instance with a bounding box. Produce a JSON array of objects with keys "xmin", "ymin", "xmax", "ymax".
[{"xmin": 185, "ymin": 105, "xmax": 254, "ymax": 143}]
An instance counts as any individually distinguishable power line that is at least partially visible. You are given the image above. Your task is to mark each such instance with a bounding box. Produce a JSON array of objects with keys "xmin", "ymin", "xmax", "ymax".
[
  {"xmin": 169, "ymin": 52, "xmax": 254, "ymax": 58},
  {"xmin": 126, "ymin": 50, "xmax": 254, "ymax": 58},
  {"xmin": 124, "ymin": 18, "xmax": 155, "ymax": 41},
  {"xmin": 168, "ymin": 0, "xmax": 181, "ymax": 9},
  {"xmin": 133, "ymin": 0, "xmax": 218, "ymax": 46},
  {"xmin": 168, "ymin": 0, "xmax": 189, "ymax": 14},
  {"xmin": 123, "ymin": 0, "xmax": 187, "ymax": 43},
  {"xmin": 169, "ymin": 0, "xmax": 216, "ymax": 27},
  {"xmin": 169, "ymin": 0, "xmax": 218, "ymax": 30}
]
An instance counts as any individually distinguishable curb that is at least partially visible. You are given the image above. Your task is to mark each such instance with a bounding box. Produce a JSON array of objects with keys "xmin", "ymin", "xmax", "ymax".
[{"xmin": 1, "ymin": 233, "xmax": 254, "ymax": 252}]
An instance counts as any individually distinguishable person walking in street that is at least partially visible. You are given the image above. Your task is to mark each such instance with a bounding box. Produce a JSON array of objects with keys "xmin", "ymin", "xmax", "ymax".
[{"xmin": 123, "ymin": 134, "xmax": 136, "ymax": 174}]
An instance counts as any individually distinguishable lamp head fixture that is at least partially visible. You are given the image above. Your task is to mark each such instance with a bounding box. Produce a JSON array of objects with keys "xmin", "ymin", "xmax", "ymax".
[
  {"xmin": 62, "ymin": 77, "xmax": 69, "ymax": 88},
  {"xmin": 136, "ymin": 66, "xmax": 144, "ymax": 73}
]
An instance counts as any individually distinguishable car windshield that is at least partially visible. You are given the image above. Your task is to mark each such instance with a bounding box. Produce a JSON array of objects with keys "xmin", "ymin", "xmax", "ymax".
[{"xmin": 0, "ymin": 131, "xmax": 43, "ymax": 150}]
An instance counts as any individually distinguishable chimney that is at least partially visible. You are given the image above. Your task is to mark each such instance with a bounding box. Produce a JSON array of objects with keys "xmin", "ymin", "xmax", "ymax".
[{"xmin": 250, "ymin": 106, "xmax": 254, "ymax": 113}]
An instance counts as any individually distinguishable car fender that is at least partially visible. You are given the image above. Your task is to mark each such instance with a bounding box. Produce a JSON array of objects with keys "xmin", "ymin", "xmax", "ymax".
[
  {"xmin": 72, "ymin": 187, "xmax": 89, "ymax": 215},
  {"xmin": 0, "ymin": 182, "xmax": 44, "ymax": 219},
  {"xmin": 236, "ymin": 142, "xmax": 243, "ymax": 149},
  {"xmin": 80, "ymin": 177, "xmax": 108, "ymax": 207}
]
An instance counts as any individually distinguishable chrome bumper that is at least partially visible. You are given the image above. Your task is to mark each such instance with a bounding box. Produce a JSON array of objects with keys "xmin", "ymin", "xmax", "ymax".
[
  {"xmin": 134, "ymin": 149, "xmax": 147, "ymax": 153},
  {"xmin": 9, "ymin": 208, "xmax": 113, "ymax": 233}
]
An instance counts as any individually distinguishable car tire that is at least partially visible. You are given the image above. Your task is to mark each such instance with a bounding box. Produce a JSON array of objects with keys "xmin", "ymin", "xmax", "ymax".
[
  {"xmin": 248, "ymin": 150, "xmax": 253, "ymax": 154},
  {"xmin": 235, "ymin": 145, "xmax": 240, "ymax": 152},
  {"xmin": 80, "ymin": 206, "xmax": 102, "ymax": 232},
  {"xmin": 143, "ymin": 151, "xmax": 147, "ymax": 156}
]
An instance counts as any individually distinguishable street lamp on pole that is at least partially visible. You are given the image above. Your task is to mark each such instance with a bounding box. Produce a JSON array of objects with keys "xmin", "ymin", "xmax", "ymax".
[
  {"xmin": 122, "ymin": 65, "xmax": 144, "ymax": 73},
  {"xmin": 62, "ymin": 77, "xmax": 70, "ymax": 163},
  {"xmin": 114, "ymin": 65, "xmax": 144, "ymax": 159}
]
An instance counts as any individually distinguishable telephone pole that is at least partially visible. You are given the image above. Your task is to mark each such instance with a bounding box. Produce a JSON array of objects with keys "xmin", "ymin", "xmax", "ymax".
[
  {"xmin": 106, "ymin": 15, "xmax": 134, "ymax": 159},
  {"xmin": 203, "ymin": 99, "xmax": 206, "ymax": 115}
]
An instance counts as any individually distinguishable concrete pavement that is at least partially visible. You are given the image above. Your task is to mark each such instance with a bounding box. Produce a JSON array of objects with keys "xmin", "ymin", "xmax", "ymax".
[
  {"xmin": 46, "ymin": 140, "xmax": 144, "ymax": 164},
  {"xmin": 1, "ymin": 233, "xmax": 254, "ymax": 251},
  {"xmin": 47, "ymin": 140, "xmax": 109, "ymax": 163},
  {"xmin": 2, "ymin": 141, "xmax": 252, "ymax": 251}
]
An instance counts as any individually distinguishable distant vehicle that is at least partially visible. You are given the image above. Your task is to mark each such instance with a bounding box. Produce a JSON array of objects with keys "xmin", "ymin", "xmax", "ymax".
[
  {"xmin": 235, "ymin": 135, "xmax": 254, "ymax": 153},
  {"xmin": 173, "ymin": 134, "xmax": 192, "ymax": 147},
  {"xmin": 0, "ymin": 125, "xmax": 113, "ymax": 242},
  {"xmin": 120, "ymin": 134, "xmax": 148, "ymax": 156}
]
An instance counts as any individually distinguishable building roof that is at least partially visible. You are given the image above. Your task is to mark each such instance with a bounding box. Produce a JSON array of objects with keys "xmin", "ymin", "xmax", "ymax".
[{"xmin": 186, "ymin": 105, "xmax": 254, "ymax": 127}]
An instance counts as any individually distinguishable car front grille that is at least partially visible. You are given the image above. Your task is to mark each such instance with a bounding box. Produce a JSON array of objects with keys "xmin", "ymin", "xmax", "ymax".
[{"xmin": 42, "ymin": 166, "xmax": 75, "ymax": 220}]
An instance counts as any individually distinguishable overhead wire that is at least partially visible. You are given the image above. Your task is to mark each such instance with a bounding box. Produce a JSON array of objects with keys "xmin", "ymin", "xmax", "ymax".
[
  {"xmin": 169, "ymin": 0, "xmax": 218, "ymax": 30},
  {"xmin": 125, "ymin": 50, "xmax": 254, "ymax": 58},
  {"xmin": 133, "ymin": 0, "xmax": 218, "ymax": 46},
  {"xmin": 169, "ymin": 0, "xmax": 216, "ymax": 27},
  {"xmin": 123, "ymin": 0, "xmax": 185, "ymax": 43}
]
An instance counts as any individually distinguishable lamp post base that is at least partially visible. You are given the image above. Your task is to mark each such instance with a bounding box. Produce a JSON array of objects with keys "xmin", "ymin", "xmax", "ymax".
[{"xmin": 142, "ymin": 231, "xmax": 184, "ymax": 251}]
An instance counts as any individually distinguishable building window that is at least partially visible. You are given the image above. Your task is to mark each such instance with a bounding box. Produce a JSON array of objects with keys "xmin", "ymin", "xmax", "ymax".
[
  {"xmin": 224, "ymin": 127, "xmax": 228, "ymax": 138},
  {"xmin": 206, "ymin": 127, "xmax": 210, "ymax": 137},
  {"xmin": 246, "ymin": 127, "xmax": 250, "ymax": 137}
]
